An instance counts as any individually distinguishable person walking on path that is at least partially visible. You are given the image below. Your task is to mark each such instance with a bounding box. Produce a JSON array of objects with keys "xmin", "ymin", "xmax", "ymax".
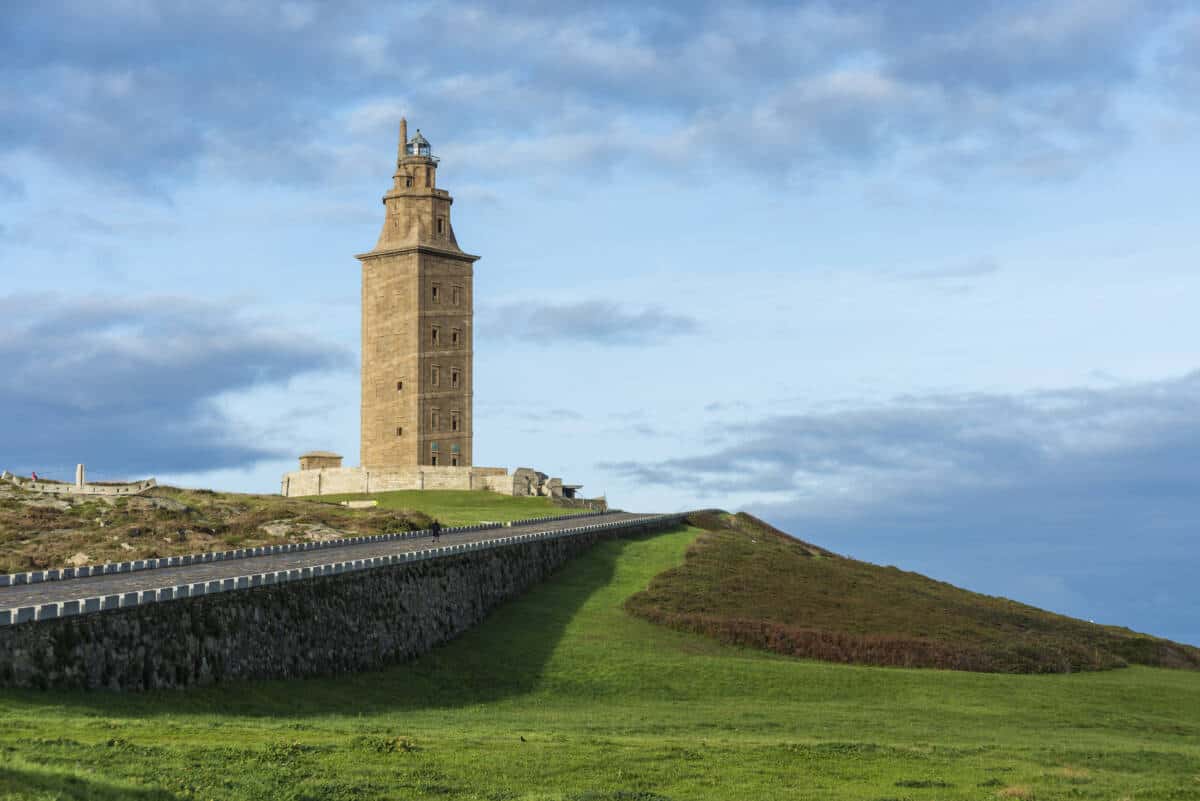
[{"xmin": 431, "ymin": 519, "xmax": 442, "ymax": 543}]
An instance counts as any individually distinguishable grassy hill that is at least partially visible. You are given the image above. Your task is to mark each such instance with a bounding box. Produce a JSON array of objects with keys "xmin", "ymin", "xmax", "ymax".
[
  {"xmin": 1, "ymin": 524, "xmax": 1199, "ymax": 799},
  {"xmin": 627, "ymin": 512, "xmax": 1200, "ymax": 674},
  {"xmin": 0, "ymin": 485, "xmax": 573, "ymax": 574}
]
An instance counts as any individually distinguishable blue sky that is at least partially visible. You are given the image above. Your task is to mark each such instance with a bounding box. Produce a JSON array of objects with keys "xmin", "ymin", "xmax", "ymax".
[{"xmin": 2, "ymin": 1, "xmax": 1199, "ymax": 644}]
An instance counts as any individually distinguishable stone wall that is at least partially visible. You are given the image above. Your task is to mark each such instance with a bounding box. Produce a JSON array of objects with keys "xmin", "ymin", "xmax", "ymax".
[
  {"xmin": 280, "ymin": 465, "xmax": 508, "ymax": 496},
  {"xmin": 280, "ymin": 464, "xmax": 569, "ymax": 499},
  {"xmin": 0, "ymin": 516, "xmax": 679, "ymax": 691}
]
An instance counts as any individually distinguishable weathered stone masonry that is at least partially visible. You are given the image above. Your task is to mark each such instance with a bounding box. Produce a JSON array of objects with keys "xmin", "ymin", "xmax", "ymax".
[{"xmin": 0, "ymin": 516, "xmax": 680, "ymax": 691}]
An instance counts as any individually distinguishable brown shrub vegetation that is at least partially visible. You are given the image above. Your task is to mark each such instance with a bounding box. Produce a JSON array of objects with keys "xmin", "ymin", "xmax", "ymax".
[{"xmin": 626, "ymin": 512, "xmax": 1200, "ymax": 674}]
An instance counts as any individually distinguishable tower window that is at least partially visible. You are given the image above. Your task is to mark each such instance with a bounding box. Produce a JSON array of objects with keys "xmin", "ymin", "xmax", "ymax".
[
  {"xmin": 432, "ymin": 365, "xmax": 440, "ymax": 386},
  {"xmin": 431, "ymin": 409, "xmax": 440, "ymax": 431},
  {"xmin": 451, "ymin": 411, "xmax": 460, "ymax": 432},
  {"xmin": 451, "ymin": 368, "xmax": 460, "ymax": 388},
  {"xmin": 405, "ymin": 176, "xmax": 413, "ymax": 188},
  {"xmin": 431, "ymin": 284, "xmax": 440, "ymax": 302},
  {"xmin": 425, "ymin": 167, "xmax": 431, "ymax": 187},
  {"xmin": 437, "ymin": 217, "xmax": 445, "ymax": 235},
  {"xmin": 452, "ymin": 286, "xmax": 461, "ymax": 305},
  {"xmin": 430, "ymin": 441, "xmax": 439, "ymax": 466},
  {"xmin": 396, "ymin": 380, "xmax": 403, "ymax": 391},
  {"xmin": 396, "ymin": 427, "xmax": 403, "ymax": 437},
  {"xmin": 451, "ymin": 329, "xmax": 460, "ymax": 347},
  {"xmin": 451, "ymin": 456, "xmax": 458, "ymax": 467},
  {"xmin": 431, "ymin": 326, "xmax": 440, "ymax": 346}
]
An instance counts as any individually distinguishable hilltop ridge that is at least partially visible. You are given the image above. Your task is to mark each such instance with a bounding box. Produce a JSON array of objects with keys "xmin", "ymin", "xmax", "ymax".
[{"xmin": 626, "ymin": 511, "xmax": 1200, "ymax": 673}]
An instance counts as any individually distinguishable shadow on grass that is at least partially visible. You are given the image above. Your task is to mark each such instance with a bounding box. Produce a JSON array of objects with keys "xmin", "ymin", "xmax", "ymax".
[
  {"xmin": 0, "ymin": 530, "xmax": 676, "ymax": 719},
  {"xmin": 0, "ymin": 765, "xmax": 180, "ymax": 800}
]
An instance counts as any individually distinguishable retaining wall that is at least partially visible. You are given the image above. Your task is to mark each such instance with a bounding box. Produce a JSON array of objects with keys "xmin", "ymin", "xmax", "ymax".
[{"xmin": 0, "ymin": 515, "xmax": 683, "ymax": 691}]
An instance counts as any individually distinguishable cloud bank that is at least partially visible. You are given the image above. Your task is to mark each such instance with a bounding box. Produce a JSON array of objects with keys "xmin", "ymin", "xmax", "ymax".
[
  {"xmin": 481, "ymin": 300, "xmax": 700, "ymax": 346},
  {"xmin": 605, "ymin": 372, "xmax": 1200, "ymax": 515},
  {"xmin": 1, "ymin": 1, "xmax": 1195, "ymax": 189},
  {"xmin": 0, "ymin": 294, "xmax": 351, "ymax": 478}
]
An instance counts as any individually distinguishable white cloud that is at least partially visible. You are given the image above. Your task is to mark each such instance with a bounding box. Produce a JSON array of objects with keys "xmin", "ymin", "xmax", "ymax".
[
  {"xmin": 279, "ymin": 1, "xmax": 317, "ymax": 30},
  {"xmin": 341, "ymin": 33, "xmax": 392, "ymax": 73}
]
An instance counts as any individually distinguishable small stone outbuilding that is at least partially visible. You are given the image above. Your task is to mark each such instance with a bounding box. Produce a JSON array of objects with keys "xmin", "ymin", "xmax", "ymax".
[{"xmin": 298, "ymin": 452, "xmax": 344, "ymax": 471}]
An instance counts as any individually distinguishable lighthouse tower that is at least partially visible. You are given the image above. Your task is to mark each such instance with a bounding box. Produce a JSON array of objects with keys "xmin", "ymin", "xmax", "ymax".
[{"xmin": 356, "ymin": 119, "xmax": 479, "ymax": 469}]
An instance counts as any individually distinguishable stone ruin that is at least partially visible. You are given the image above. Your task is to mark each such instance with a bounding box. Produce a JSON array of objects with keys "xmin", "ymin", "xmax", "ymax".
[
  {"xmin": 1, "ymin": 464, "xmax": 156, "ymax": 497},
  {"xmin": 511, "ymin": 467, "xmax": 581, "ymax": 500}
]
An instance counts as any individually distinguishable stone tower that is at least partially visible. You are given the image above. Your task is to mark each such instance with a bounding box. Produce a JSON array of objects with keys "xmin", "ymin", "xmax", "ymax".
[{"xmin": 356, "ymin": 119, "xmax": 479, "ymax": 469}]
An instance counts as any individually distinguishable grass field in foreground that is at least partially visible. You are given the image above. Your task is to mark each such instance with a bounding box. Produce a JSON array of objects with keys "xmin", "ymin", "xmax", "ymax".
[
  {"xmin": 1, "ymin": 527, "xmax": 1198, "ymax": 800},
  {"xmin": 315, "ymin": 489, "xmax": 578, "ymax": 526}
]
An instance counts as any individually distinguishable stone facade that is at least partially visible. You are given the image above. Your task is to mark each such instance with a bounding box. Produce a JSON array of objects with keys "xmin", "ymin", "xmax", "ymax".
[
  {"xmin": 358, "ymin": 119, "xmax": 477, "ymax": 470},
  {"xmin": 0, "ymin": 517, "xmax": 676, "ymax": 690}
]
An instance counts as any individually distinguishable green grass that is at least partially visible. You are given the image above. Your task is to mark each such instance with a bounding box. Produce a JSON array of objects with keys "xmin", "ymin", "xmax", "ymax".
[
  {"xmin": 1, "ymin": 526, "xmax": 1198, "ymax": 799},
  {"xmin": 627, "ymin": 513, "xmax": 1200, "ymax": 674},
  {"xmin": 315, "ymin": 489, "xmax": 578, "ymax": 525}
]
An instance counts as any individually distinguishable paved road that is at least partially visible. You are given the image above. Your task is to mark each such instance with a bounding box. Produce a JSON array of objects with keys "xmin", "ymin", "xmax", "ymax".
[{"xmin": 0, "ymin": 511, "xmax": 648, "ymax": 609}]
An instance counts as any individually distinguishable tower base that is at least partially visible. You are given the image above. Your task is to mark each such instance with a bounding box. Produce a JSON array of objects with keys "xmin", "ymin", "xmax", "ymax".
[{"xmin": 280, "ymin": 465, "xmax": 578, "ymax": 500}]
